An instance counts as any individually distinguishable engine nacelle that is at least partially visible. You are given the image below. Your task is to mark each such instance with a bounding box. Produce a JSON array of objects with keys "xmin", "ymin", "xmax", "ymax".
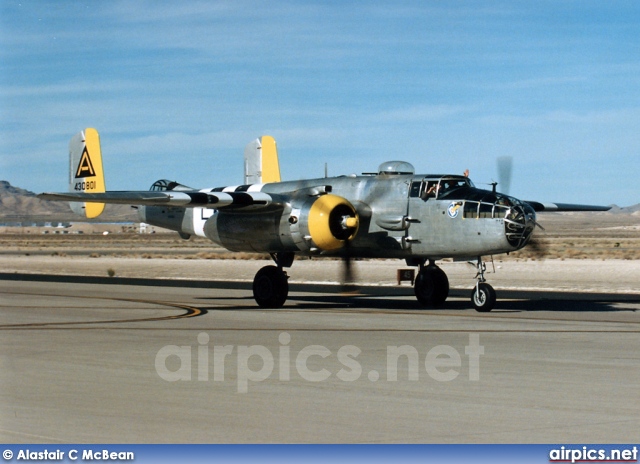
[
  {"xmin": 301, "ymin": 194, "xmax": 359, "ymax": 251},
  {"xmin": 203, "ymin": 193, "xmax": 359, "ymax": 254}
]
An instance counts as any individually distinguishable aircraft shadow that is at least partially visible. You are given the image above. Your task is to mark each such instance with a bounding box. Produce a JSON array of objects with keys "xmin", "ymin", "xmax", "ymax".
[
  {"xmin": 196, "ymin": 289, "xmax": 640, "ymax": 313},
  {"xmin": 360, "ymin": 291, "xmax": 634, "ymax": 313},
  {"xmin": 3, "ymin": 273, "xmax": 637, "ymax": 314}
]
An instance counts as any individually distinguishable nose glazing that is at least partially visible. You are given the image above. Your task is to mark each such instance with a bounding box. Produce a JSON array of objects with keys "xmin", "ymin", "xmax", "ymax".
[{"xmin": 504, "ymin": 203, "xmax": 536, "ymax": 249}]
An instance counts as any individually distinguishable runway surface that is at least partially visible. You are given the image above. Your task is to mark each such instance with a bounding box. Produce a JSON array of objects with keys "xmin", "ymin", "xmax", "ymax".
[{"xmin": 1, "ymin": 274, "xmax": 639, "ymax": 443}]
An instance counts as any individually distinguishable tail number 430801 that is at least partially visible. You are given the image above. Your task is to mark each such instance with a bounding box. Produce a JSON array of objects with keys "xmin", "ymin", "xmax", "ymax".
[{"xmin": 74, "ymin": 181, "xmax": 96, "ymax": 191}]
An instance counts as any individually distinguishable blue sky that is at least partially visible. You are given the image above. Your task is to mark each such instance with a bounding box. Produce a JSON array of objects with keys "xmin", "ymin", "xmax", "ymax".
[{"xmin": 1, "ymin": 1, "xmax": 639, "ymax": 206}]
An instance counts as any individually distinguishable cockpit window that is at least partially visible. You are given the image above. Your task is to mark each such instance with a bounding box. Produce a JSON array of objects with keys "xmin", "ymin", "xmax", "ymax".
[
  {"xmin": 423, "ymin": 181, "xmax": 439, "ymax": 199},
  {"xmin": 150, "ymin": 180, "xmax": 173, "ymax": 191},
  {"xmin": 437, "ymin": 183, "xmax": 521, "ymax": 206},
  {"xmin": 433, "ymin": 177, "xmax": 474, "ymax": 199},
  {"xmin": 409, "ymin": 181, "xmax": 422, "ymax": 198},
  {"xmin": 409, "ymin": 176, "xmax": 475, "ymax": 200},
  {"xmin": 441, "ymin": 179, "xmax": 468, "ymax": 191}
]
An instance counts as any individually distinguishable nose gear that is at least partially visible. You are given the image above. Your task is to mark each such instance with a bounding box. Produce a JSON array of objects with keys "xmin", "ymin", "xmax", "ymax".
[{"xmin": 471, "ymin": 256, "xmax": 496, "ymax": 312}]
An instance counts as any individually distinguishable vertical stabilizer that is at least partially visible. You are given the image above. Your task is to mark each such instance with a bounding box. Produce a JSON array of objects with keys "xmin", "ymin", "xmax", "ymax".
[
  {"xmin": 244, "ymin": 135, "xmax": 281, "ymax": 184},
  {"xmin": 68, "ymin": 128, "xmax": 106, "ymax": 218}
]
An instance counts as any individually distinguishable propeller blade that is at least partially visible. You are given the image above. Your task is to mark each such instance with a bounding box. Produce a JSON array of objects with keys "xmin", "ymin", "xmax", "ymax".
[
  {"xmin": 340, "ymin": 240, "xmax": 359, "ymax": 294},
  {"xmin": 496, "ymin": 156, "xmax": 513, "ymax": 195}
]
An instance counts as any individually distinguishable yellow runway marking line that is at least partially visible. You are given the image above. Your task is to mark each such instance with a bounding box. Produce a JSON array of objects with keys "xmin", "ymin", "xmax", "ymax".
[{"xmin": 0, "ymin": 293, "xmax": 204, "ymax": 329}]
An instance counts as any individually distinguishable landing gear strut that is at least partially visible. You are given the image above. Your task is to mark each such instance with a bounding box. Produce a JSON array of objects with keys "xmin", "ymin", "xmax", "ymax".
[
  {"xmin": 471, "ymin": 256, "xmax": 496, "ymax": 312},
  {"xmin": 414, "ymin": 259, "xmax": 449, "ymax": 307},
  {"xmin": 252, "ymin": 252, "xmax": 293, "ymax": 308}
]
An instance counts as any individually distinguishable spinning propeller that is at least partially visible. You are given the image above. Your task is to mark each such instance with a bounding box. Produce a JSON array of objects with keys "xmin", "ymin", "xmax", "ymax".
[
  {"xmin": 493, "ymin": 156, "xmax": 548, "ymax": 257},
  {"xmin": 337, "ymin": 214, "xmax": 359, "ymax": 293},
  {"xmin": 340, "ymin": 239, "xmax": 358, "ymax": 293},
  {"xmin": 496, "ymin": 156, "xmax": 513, "ymax": 195}
]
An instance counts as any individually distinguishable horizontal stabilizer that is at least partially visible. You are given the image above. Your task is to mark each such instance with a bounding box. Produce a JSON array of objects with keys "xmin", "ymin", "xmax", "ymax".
[{"xmin": 525, "ymin": 201, "xmax": 611, "ymax": 212}]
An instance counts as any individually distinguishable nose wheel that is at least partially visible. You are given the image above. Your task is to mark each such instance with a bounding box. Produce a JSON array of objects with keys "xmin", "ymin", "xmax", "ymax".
[
  {"xmin": 471, "ymin": 257, "xmax": 496, "ymax": 312},
  {"xmin": 471, "ymin": 282, "xmax": 496, "ymax": 312}
]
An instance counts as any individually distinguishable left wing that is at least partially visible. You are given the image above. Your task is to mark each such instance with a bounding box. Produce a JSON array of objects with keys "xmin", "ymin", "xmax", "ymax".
[{"xmin": 38, "ymin": 190, "xmax": 276, "ymax": 209}]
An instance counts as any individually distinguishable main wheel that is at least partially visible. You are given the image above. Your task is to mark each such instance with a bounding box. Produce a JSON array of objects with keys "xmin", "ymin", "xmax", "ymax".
[
  {"xmin": 471, "ymin": 282, "xmax": 496, "ymax": 312},
  {"xmin": 253, "ymin": 265, "xmax": 289, "ymax": 308},
  {"xmin": 414, "ymin": 265, "xmax": 449, "ymax": 306}
]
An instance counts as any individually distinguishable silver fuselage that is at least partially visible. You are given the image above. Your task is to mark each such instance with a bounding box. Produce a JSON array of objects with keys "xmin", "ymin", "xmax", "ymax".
[{"xmin": 138, "ymin": 173, "xmax": 536, "ymax": 260}]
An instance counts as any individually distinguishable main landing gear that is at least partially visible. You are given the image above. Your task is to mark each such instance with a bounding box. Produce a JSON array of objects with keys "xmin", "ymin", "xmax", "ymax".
[
  {"xmin": 252, "ymin": 253, "xmax": 497, "ymax": 312},
  {"xmin": 413, "ymin": 256, "xmax": 497, "ymax": 312},
  {"xmin": 414, "ymin": 260, "xmax": 449, "ymax": 306},
  {"xmin": 252, "ymin": 252, "xmax": 293, "ymax": 308}
]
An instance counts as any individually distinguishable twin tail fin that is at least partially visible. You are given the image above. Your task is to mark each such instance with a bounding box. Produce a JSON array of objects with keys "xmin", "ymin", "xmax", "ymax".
[{"xmin": 68, "ymin": 128, "xmax": 106, "ymax": 218}]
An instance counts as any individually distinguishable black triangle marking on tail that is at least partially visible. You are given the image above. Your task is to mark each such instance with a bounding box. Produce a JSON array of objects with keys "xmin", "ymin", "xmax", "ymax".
[{"xmin": 75, "ymin": 146, "xmax": 96, "ymax": 178}]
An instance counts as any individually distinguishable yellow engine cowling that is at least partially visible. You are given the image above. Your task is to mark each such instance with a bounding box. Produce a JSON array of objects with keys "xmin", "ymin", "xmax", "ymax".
[
  {"xmin": 306, "ymin": 194, "xmax": 359, "ymax": 251},
  {"xmin": 202, "ymin": 193, "xmax": 360, "ymax": 254}
]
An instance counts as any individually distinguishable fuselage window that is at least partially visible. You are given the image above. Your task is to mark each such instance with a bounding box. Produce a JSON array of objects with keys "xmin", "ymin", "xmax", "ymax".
[
  {"xmin": 479, "ymin": 202, "xmax": 493, "ymax": 218},
  {"xmin": 464, "ymin": 201, "xmax": 478, "ymax": 218}
]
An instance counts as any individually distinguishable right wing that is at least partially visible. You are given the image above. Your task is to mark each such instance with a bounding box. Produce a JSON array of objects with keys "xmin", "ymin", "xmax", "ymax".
[{"xmin": 524, "ymin": 201, "xmax": 611, "ymax": 212}]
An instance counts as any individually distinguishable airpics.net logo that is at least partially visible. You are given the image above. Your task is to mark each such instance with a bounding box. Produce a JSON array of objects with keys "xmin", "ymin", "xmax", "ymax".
[
  {"xmin": 549, "ymin": 446, "xmax": 638, "ymax": 463},
  {"xmin": 154, "ymin": 333, "xmax": 484, "ymax": 393}
]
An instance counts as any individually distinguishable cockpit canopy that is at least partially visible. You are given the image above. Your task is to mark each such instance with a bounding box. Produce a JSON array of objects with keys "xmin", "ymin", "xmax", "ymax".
[
  {"xmin": 149, "ymin": 179, "xmax": 193, "ymax": 192},
  {"xmin": 410, "ymin": 176, "xmax": 475, "ymax": 200}
]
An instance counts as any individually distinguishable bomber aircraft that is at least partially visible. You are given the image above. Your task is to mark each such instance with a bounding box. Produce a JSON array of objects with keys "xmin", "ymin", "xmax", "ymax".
[{"xmin": 40, "ymin": 129, "xmax": 610, "ymax": 312}]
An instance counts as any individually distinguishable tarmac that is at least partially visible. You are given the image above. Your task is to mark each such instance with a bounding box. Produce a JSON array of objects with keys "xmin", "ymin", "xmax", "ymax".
[{"xmin": 1, "ymin": 273, "xmax": 639, "ymax": 443}]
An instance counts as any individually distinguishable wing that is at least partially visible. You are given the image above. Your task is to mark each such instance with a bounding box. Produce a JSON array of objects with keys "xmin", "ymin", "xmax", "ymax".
[
  {"xmin": 38, "ymin": 190, "xmax": 277, "ymax": 210},
  {"xmin": 525, "ymin": 201, "xmax": 611, "ymax": 212}
]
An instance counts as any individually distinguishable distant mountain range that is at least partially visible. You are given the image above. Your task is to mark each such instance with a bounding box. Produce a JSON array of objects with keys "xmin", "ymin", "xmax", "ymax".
[
  {"xmin": 0, "ymin": 180, "xmax": 138, "ymax": 223},
  {"xmin": 0, "ymin": 180, "xmax": 638, "ymax": 222},
  {"xmin": 605, "ymin": 203, "xmax": 640, "ymax": 214}
]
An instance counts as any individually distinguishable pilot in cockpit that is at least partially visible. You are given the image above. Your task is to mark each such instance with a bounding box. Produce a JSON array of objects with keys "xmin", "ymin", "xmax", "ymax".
[{"xmin": 423, "ymin": 181, "xmax": 439, "ymax": 199}]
